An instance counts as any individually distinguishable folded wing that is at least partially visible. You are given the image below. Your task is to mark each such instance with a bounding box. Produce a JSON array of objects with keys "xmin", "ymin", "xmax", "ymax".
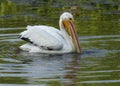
[{"xmin": 19, "ymin": 26, "xmax": 63, "ymax": 50}]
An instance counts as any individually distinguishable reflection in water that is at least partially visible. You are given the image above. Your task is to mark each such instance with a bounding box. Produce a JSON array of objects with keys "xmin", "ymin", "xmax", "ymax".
[
  {"xmin": 62, "ymin": 55, "xmax": 80, "ymax": 86},
  {"xmin": 18, "ymin": 53, "xmax": 81, "ymax": 86}
]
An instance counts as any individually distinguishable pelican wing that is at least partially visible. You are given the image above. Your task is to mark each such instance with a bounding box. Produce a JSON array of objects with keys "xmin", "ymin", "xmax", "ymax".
[{"xmin": 19, "ymin": 26, "xmax": 63, "ymax": 50}]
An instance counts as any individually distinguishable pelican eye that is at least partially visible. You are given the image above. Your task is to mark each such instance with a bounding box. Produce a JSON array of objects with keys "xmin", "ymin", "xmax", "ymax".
[{"xmin": 69, "ymin": 18, "xmax": 72, "ymax": 20}]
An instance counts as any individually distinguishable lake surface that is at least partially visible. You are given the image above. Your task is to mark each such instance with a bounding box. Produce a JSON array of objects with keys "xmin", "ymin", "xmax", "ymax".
[
  {"xmin": 0, "ymin": 0, "xmax": 120, "ymax": 86},
  {"xmin": 0, "ymin": 28, "xmax": 120, "ymax": 86}
]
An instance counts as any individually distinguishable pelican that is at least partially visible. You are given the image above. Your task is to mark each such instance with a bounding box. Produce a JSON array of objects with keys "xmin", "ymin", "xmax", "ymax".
[{"xmin": 19, "ymin": 12, "xmax": 81, "ymax": 54}]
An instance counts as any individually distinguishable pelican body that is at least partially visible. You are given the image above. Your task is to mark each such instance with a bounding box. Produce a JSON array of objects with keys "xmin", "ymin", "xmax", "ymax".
[{"xmin": 19, "ymin": 12, "xmax": 81, "ymax": 54}]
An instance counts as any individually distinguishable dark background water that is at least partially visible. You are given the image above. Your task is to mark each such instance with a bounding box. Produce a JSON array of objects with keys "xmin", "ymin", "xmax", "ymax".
[
  {"xmin": 0, "ymin": 0, "xmax": 120, "ymax": 86},
  {"xmin": 0, "ymin": 0, "xmax": 120, "ymax": 35}
]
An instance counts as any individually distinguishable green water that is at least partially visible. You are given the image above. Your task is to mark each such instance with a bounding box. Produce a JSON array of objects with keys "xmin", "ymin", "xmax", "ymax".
[{"xmin": 0, "ymin": 0, "xmax": 120, "ymax": 86}]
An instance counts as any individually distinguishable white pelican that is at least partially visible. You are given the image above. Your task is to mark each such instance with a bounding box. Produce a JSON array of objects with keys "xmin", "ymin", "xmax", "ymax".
[{"xmin": 19, "ymin": 12, "xmax": 81, "ymax": 54}]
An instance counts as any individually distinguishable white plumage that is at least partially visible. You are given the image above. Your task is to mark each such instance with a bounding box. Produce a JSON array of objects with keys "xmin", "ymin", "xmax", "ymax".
[{"xmin": 19, "ymin": 12, "xmax": 81, "ymax": 53}]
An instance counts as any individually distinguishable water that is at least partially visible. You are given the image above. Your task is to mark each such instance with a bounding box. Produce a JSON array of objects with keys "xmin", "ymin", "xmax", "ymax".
[
  {"xmin": 0, "ymin": 0, "xmax": 120, "ymax": 86},
  {"xmin": 0, "ymin": 28, "xmax": 120, "ymax": 86}
]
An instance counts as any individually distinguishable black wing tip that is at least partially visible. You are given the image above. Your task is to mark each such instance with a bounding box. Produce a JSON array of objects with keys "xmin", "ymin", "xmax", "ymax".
[{"xmin": 20, "ymin": 36, "xmax": 33, "ymax": 44}]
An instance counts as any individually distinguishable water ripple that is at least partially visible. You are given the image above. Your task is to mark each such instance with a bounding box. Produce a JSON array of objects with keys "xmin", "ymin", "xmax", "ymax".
[
  {"xmin": 79, "ymin": 80, "xmax": 120, "ymax": 84},
  {"xmin": 0, "ymin": 84, "xmax": 45, "ymax": 86}
]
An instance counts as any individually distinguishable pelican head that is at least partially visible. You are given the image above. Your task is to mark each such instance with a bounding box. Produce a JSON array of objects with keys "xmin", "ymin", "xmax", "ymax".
[
  {"xmin": 60, "ymin": 12, "xmax": 74, "ymax": 21},
  {"xmin": 59, "ymin": 12, "xmax": 81, "ymax": 53}
]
